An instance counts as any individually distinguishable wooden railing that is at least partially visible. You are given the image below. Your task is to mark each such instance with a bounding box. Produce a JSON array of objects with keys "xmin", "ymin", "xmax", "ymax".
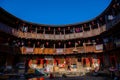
[
  {"xmin": 0, "ymin": 22, "xmax": 106, "ymax": 40},
  {"xmin": 20, "ymin": 44, "xmax": 103, "ymax": 54},
  {"xmin": 1, "ymin": 43, "xmax": 116, "ymax": 55},
  {"xmin": 0, "ymin": 13, "xmax": 120, "ymax": 40},
  {"xmin": 14, "ymin": 25, "xmax": 106, "ymax": 40},
  {"xmin": 0, "ymin": 44, "xmax": 103, "ymax": 55}
]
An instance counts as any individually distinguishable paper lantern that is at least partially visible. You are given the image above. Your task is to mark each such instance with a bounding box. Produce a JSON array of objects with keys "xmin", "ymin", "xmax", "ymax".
[
  {"xmin": 92, "ymin": 21, "xmax": 94, "ymax": 24},
  {"xmin": 100, "ymin": 17, "xmax": 103, "ymax": 21},
  {"xmin": 68, "ymin": 27, "xmax": 70, "ymax": 30},
  {"xmin": 58, "ymin": 42, "xmax": 61, "ymax": 46},
  {"xmin": 37, "ymin": 41, "xmax": 40, "ymax": 45},
  {"xmin": 48, "ymin": 27, "xmax": 50, "ymax": 31},
  {"xmin": 23, "ymin": 23, "xmax": 25, "ymax": 26},
  {"xmin": 28, "ymin": 41, "xmax": 31, "ymax": 44},
  {"xmin": 46, "ymin": 42, "xmax": 49, "ymax": 45},
  {"xmin": 39, "ymin": 27, "xmax": 41, "ymax": 30},
  {"xmin": 68, "ymin": 41, "xmax": 71, "ymax": 45},
  {"xmin": 58, "ymin": 27, "xmax": 61, "ymax": 31},
  {"xmin": 113, "ymin": 4, "xmax": 116, "ymax": 8},
  {"xmin": 84, "ymin": 24, "xmax": 86, "ymax": 27},
  {"xmin": 78, "ymin": 40, "xmax": 81, "ymax": 44}
]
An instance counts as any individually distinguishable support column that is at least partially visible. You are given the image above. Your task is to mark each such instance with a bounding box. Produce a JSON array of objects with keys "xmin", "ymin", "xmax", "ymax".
[
  {"xmin": 54, "ymin": 43, "xmax": 55, "ymax": 49},
  {"xmin": 64, "ymin": 43, "xmax": 66, "ymax": 54},
  {"xmin": 41, "ymin": 59, "xmax": 44, "ymax": 68},
  {"xmin": 54, "ymin": 28, "xmax": 55, "ymax": 40},
  {"xmin": 64, "ymin": 28, "xmax": 65, "ymax": 40},
  {"xmin": 82, "ymin": 25, "xmax": 84, "ymax": 32}
]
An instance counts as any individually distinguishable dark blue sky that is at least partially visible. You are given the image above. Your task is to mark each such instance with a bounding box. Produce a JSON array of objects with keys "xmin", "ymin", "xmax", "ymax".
[{"xmin": 0, "ymin": 0, "xmax": 111, "ymax": 25}]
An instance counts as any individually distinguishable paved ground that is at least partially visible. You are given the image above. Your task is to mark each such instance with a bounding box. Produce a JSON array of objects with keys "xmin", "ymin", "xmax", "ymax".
[
  {"xmin": 0, "ymin": 74, "xmax": 114, "ymax": 80},
  {"xmin": 30, "ymin": 76, "xmax": 112, "ymax": 80},
  {"xmin": 0, "ymin": 69, "xmax": 116, "ymax": 80}
]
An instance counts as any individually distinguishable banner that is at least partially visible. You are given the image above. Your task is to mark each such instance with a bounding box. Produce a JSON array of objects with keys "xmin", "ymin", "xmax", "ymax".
[
  {"xmin": 95, "ymin": 44, "xmax": 103, "ymax": 50},
  {"xmin": 56, "ymin": 48, "xmax": 64, "ymax": 54},
  {"xmin": 44, "ymin": 56, "xmax": 53, "ymax": 60},
  {"xmin": 26, "ymin": 47, "xmax": 33, "ymax": 53}
]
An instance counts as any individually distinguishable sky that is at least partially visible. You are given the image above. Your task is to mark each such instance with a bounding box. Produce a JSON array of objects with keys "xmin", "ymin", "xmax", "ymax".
[{"xmin": 0, "ymin": 0, "xmax": 111, "ymax": 25}]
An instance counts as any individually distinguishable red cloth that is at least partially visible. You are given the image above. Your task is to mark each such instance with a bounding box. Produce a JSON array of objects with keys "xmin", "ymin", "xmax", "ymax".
[
  {"xmin": 86, "ymin": 58, "xmax": 90, "ymax": 64},
  {"xmin": 98, "ymin": 59, "xmax": 100, "ymax": 65}
]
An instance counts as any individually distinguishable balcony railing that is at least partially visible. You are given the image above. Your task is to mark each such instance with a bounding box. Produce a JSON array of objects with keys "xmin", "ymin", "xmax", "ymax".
[
  {"xmin": 20, "ymin": 44, "xmax": 103, "ymax": 54},
  {"xmin": 12, "ymin": 25, "xmax": 106, "ymax": 40},
  {"xmin": 0, "ymin": 22, "xmax": 106, "ymax": 40},
  {"xmin": 1, "ymin": 43, "xmax": 118, "ymax": 55},
  {"xmin": 1, "ymin": 12, "xmax": 120, "ymax": 40}
]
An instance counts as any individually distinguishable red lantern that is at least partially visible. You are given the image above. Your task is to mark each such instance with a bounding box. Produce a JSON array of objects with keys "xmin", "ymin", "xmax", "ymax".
[
  {"xmin": 84, "ymin": 24, "xmax": 86, "ymax": 27},
  {"xmin": 37, "ymin": 41, "xmax": 40, "ymax": 45},
  {"xmin": 39, "ymin": 27, "xmax": 41, "ymax": 30},
  {"xmin": 58, "ymin": 27, "xmax": 61, "ymax": 31},
  {"xmin": 113, "ymin": 4, "xmax": 116, "ymax": 8},
  {"xmin": 100, "ymin": 17, "xmax": 103, "ymax": 21},
  {"xmin": 46, "ymin": 42, "xmax": 49, "ymax": 45},
  {"xmin": 88, "ymin": 40, "xmax": 91, "ymax": 43},
  {"xmin": 28, "ymin": 41, "xmax": 31, "ymax": 44},
  {"xmin": 68, "ymin": 41, "xmax": 71, "ymax": 45},
  {"xmin": 78, "ymin": 40, "xmax": 81, "ymax": 44},
  {"xmin": 23, "ymin": 23, "xmax": 25, "ymax": 26},
  {"xmin": 48, "ymin": 27, "xmax": 50, "ymax": 31},
  {"xmin": 68, "ymin": 27, "xmax": 70, "ymax": 30},
  {"xmin": 92, "ymin": 21, "xmax": 94, "ymax": 25},
  {"xmin": 96, "ymin": 38, "xmax": 99, "ymax": 41},
  {"xmin": 58, "ymin": 42, "xmax": 61, "ymax": 46}
]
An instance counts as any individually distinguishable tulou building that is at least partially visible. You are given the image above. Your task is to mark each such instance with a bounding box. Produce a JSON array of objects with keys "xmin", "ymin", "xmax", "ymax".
[{"xmin": 0, "ymin": 0, "xmax": 120, "ymax": 76}]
